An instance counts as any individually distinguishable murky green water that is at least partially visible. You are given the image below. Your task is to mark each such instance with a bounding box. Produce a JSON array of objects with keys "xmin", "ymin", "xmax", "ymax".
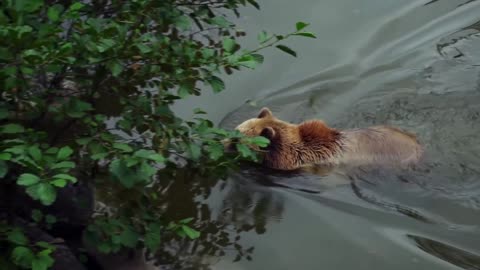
[{"xmin": 166, "ymin": 1, "xmax": 480, "ymax": 269}]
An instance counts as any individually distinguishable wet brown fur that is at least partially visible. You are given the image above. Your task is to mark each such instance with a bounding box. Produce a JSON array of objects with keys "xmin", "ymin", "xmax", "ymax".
[{"xmin": 235, "ymin": 107, "xmax": 422, "ymax": 171}]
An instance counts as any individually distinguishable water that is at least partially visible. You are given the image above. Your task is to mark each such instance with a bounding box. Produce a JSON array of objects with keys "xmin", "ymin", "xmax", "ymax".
[{"xmin": 166, "ymin": 0, "xmax": 480, "ymax": 269}]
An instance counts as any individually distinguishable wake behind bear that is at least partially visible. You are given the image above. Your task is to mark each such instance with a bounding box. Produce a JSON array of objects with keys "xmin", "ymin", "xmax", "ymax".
[{"xmin": 233, "ymin": 107, "xmax": 423, "ymax": 171}]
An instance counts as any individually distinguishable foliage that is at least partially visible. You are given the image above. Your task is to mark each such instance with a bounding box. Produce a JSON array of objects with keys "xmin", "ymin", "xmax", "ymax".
[
  {"xmin": 0, "ymin": 222, "xmax": 55, "ymax": 270},
  {"xmin": 0, "ymin": 0, "xmax": 315, "ymax": 268}
]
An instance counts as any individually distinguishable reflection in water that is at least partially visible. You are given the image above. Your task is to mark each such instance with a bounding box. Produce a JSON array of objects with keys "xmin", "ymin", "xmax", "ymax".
[
  {"xmin": 219, "ymin": 174, "xmax": 285, "ymax": 236},
  {"xmin": 97, "ymin": 168, "xmax": 285, "ymax": 270},
  {"xmin": 237, "ymin": 165, "xmax": 330, "ymax": 194},
  {"xmin": 409, "ymin": 235, "xmax": 480, "ymax": 270}
]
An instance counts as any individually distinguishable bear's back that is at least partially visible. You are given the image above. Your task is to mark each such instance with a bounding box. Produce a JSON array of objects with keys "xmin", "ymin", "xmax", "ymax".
[{"xmin": 340, "ymin": 126, "xmax": 423, "ymax": 166}]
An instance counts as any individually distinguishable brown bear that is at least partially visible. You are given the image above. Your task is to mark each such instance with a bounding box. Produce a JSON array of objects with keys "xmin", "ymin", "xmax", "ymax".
[{"xmin": 235, "ymin": 107, "xmax": 423, "ymax": 171}]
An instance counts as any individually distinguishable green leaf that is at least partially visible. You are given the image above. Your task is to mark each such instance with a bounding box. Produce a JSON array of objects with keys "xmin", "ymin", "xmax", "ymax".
[
  {"xmin": 22, "ymin": 49, "xmax": 42, "ymax": 60},
  {"xmin": 209, "ymin": 16, "xmax": 232, "ymax": 28},
  {"xmin": 138, "ymin": 161, "xmax": 157, "ymax": 181},
  {"xmin": 45, "ymin": 147, "xmax": 58, "ymax": 154},
  {"xmin": 17, "ymin": 174, "xmax": 40, "ymax": 186},
  {"xmin": 133, "ymin": 150, "xmax": 165, "ymax": 163},
  {"xmin": 179, "ymin": 217, "xmax": 194, "ymax": 224},
  {"xmin": 47, "ymin": 5, "xmax": 62, "ymax": 22},
  {"xmin": 136, "ymin": 43, "xmax": 152, "ymax": 53},
  {"xmin": 21, "ymin": 67, "xmax": 34, "ymax": 75},
  {"xmin": 109, "ymin": 159, "xmax": 136, "ymax": 188},
  {"xmin": 237, "ymin": 59, "xmax": 257, "ymax": 69},
  {"xmin": 7, "ymin": 229, "xmax": 29, "ymax": 245},
  {"xmin": 26, "ymin": 183, "xmax": 57, "ymax": 206},
  {"xmin": 125, "ymin": 157, "xmax": 139, "ymax": 167},
  {"xmin": 17, "ymin": 157, "xmax": 42, "ymax": 171},
  {"xmin": 119, "ymin": 227, "xmax": 139, "ymax": 248},
  {"xmin": 13, "ymin": 26, "xmax": 33, "ymax": 39},
  {"xmin": 276, "ymin": 45, "xmax": 297, "ymax": 57},
  {"xmin": 91, "ymin": 153, "xmax": 108, "ymax": 160},
  {"xmin": 296, "ymin": 22, "xmax": 309, "ymax": 31},
  {"xmin": 32, "ymin": 209, "xmax": 43, "ymax": 223},
  {"xmin": 176, "ymin": 230, "xmax": 186, "ymax": 238},
  {"xmin": 0, "ymin": 48, "xmax": 13, "ymax": 61},
  {"xmin": 236, "ymin": 144, "xmax": 252, "ymax": 158},
  {"xmin": 32, "ymin": 249, "xmax": 54, "ymax": 270},
  {"xmin": 251, "ymin": 54, "xmax": 264, "ymax": 64},
  {"xmin": 4, "ymin": 139, "xmax": 25, "ymax": 144},
  {"xmin": 249, "ymin": 136, "xmax": 270, "ymax": 147},
  {"xmin": 293, "ymin": 32, "xmax": 317, "ymax": 38},
  {"xmin": 5, "ymin": 146, "xmax": 25, "ymax": 155},
  {"xmin": 193, "ymin": 108, "xmax": 206, "ymax": 114},
  {"xmin": 147, "ymin": 153, "xmax": 165, "ymax": 163},
  {"xmin": 113, "ymin": 143, "xmax": 133, "ymax": 153},
  {"xmin": 188, "ymin": 144, "xmax": 202, "ymax": 161},
  {"xmin": 69, "ymin": 2, "xmax": 85, "ymax": 11},
  {"xmin": 208, "ymin": 144, "xmax": 224, "ymax": 161},
  {"xmin": 11, "ymin": 246, "xmax": 34, "ymax": 269},
  {"xmin": 2, "ymin": 124, "xmax": 25, "ymax": 134},
  {"xmin": 0, "ymin": 161, "xmax": 7, "ymax": 178},
  {"xmin": 166, "ymin": 221, "xmax": 177, "ymax": 230},
  {"xmin": 257, "ymin": 31, "xmax": 270, "ymax": 43},
  {"xmin": 210, "ymin": 128, "xmax": 229, "ymax": 136},
  {"xmin": 206, "ymin": 76, "xmax": 225, "ymax": 93},
  {"xmin": 247, "ymin": 0, "xmax": 260, "ymax": 9},
  {"xmin": 107, "ymin": 60, "xmax": 123, "ymax": 77},
  {"xmin": 36, "ymin": 242, "xmax": 54, "ymax": 250},
  {"xmin": 97, "ymin": 242, "xmax": 113, "ymax": 253},
  {"xmin": 76, "ymin": 138, "xmax": 92, "ymax": 145},
  {"xmin": 133, "ymin": 149, "xmax": 154, "ymax": 158},
  {"xmin": 97, "ymin": 38, "xmax": 116, "ymax": 52},
  {"xmin": 178, "ymin": 84, "xmax": 192, "ymax": 98},
  {"xmin": 45, "ymin": 215, "xmax": 56, "ymax": 224},
  {"xmin": 50, "ymin": 179, "xmax": 67, "ymax": 188},
  {"xmin": 237, "ymin": 54, "xmax": 263, "ymax": 69},
  {"xmin": 222, "ymin": 38, "xmax": 236, "ymax": 52},
  {"xmin": 66, "ymin": 99, "xmax": 93, "ymax": 118},
  {"xmin": 52, "ymin": 174, "xmax": 77, "ymax": 183},
  {"xmin": 57, "ymin": 146, "xmax": 73, "ymax": 160},
  {"xmin": 51, "ymin": 161, "xmax": 75, "ymax": 170},
  {"xmin": 28, "ymin": 146, "xmax": 42, "ymax": 162},
  {"xmin": 0, "ymin": 107, "xmax": 8, "ymax": 119},
  {"xmin": 181, "ymin": 225, "xmax": 200, "ymax": 239},
  {"xmin": 144, "ymin": 223, "xmax": 161, "ymax": 252},
  {"xmin": 175, "ymin": 15, "xmax": 191, "ymax": 31},
  {"xmin": 15, "ymin": 0, "xmax": 44, "ymax": 12},
  {"xmin": 201, "ymin": 48, "xmax": 215, "ymax": 59}
]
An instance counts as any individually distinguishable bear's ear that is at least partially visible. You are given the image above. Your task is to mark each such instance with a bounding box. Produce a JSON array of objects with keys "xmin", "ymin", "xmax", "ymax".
[
  {"xmin": 260, "ymin": 127, "xmax": 276, "ymax": 140},
  {"xmin": 257, "ymin": 107, "xmax": 273, "ymax": 118}
]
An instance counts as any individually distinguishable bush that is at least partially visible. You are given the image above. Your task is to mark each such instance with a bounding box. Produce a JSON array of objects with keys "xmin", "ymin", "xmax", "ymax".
[{"xmin": 0, "ymin": 0, "xmax": 315, "ymax": 269}]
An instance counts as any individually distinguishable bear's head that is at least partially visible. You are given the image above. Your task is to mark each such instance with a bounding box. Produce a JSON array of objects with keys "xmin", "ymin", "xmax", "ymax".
[
  {"xmin": 234, "ymin": 107, "xmax": 341, "ymax": 170},
  {"xmin": 235, "ymin": 107, "xmax": 299, "ymax": 145}
]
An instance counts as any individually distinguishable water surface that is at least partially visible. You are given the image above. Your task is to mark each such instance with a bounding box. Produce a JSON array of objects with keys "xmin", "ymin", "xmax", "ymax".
[{"xmin": 169, "ymin": 1, "xmax": 480, "ymax": 269}]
